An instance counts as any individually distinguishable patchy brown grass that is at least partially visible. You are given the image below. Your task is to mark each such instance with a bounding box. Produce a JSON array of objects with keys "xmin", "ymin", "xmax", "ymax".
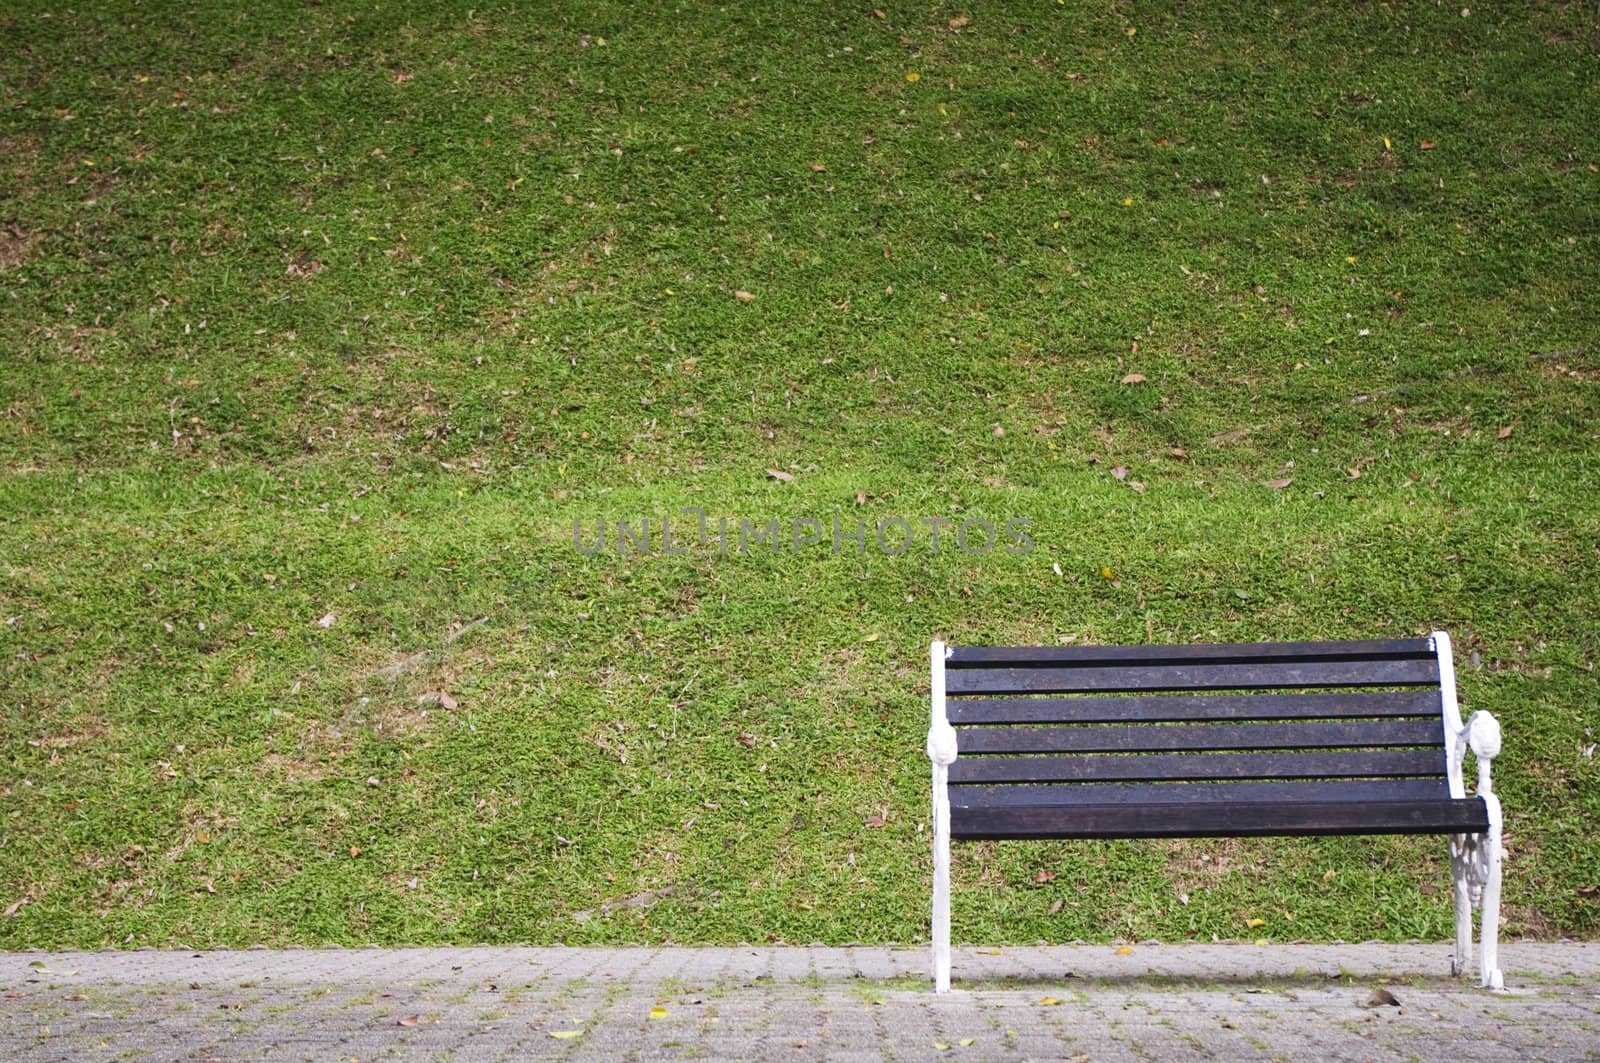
[{"xmin": 0, "ymin": 224, "xmax": 42, "ymax": 270}]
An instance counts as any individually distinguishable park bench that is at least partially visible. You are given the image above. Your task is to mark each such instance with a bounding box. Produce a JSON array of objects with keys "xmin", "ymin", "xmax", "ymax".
[{"xmin": 925, "ymin": 632, "xmax": 1505, "ymax": 992}]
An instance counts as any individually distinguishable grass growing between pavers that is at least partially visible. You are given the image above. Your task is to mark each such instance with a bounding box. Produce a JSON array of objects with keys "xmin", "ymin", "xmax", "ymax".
[{"xmin": 1, "ymin": 0, "xmax": 1597, "ymax": 949}]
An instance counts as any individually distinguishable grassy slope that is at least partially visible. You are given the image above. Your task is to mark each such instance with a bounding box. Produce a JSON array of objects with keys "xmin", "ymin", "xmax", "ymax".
[{"xmin": 0, "ymin": 0, "xmax": 1597, "ymax": 948}]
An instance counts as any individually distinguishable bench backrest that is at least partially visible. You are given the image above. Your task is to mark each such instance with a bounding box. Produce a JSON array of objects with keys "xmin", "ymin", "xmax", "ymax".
[{"xmin": 942, "ymin": 636, "xmax": 1463, "ymax": 818}]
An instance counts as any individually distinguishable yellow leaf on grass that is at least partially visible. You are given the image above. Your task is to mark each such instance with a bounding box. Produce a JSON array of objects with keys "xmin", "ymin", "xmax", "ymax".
[
  {"xmin": 1254, "ymin": 938, "xmax": 1271, "ymax": 946},
  {"xmin": 649, "ymin": 1006, "xmax": 670, "ymax": 1019},
  {"xmin": 1101, "ymin": 567, "xmax": 1115, "ymax": 580},
  {"xmin": 1114, "ymin": 946, "xmax": 1134, "ymax": 955},
  {"xmin": 1122, "ymin": 197, "xmax": 1133, "ymax": 206},
  {"xmin": 1125, "ymin": 26, "xmax": 1137, "ymax": 36},
  {"xmin": 905, "ymin": 72, "xmax": 921, "ymax": 82},
  {"xmin": 1247, "ymin": 917, "xmax": 1266, "ymax": 928},
  {"xmin": 1383, "ymin": 136, "xmax": 1392, "ymax": 151}
]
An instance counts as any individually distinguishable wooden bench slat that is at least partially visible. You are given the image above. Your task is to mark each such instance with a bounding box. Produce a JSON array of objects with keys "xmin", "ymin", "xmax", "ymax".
[
  {"xmin": 956, "ymin": 719, "xmax": 1442, "ymax": 755},
  {"xmin": 946, "ymin": 690, "xmax": 1441, "ymax": 725},
  {"xmin": 949, "ymin": 748, "xmax": 1443, "ymax": 784},
  {"xmin": 946, "ymin": 637, "xmax": 1433, "ymax": 667},
  {"xmin": 949, "ymin": 798, "xmax": 1490, "ymax": 839},
  {"xmin": 949, "ymin": 779, "xmax": 1453, "ymax": 808},
  {"xmin": 945, "ymin": 657, "xmax": 1439, "ymax": 695}
]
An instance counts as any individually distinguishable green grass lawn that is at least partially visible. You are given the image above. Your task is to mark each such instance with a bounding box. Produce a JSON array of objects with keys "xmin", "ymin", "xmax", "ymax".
[{"xmin": 1, "ymin": 0, "xmax": 1597, "ymax": 949}]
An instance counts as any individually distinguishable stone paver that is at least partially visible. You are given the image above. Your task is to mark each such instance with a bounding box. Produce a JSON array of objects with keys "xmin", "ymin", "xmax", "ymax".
[{"xmin": 1, "ymin": 943, "xmax": 1597, "ymax": 1061}]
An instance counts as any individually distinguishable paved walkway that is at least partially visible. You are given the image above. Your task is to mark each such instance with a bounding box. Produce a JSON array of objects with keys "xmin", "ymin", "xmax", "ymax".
[{"xmin": 3, "ymin": 942, "xmax": 1598, "ymax": 1061}]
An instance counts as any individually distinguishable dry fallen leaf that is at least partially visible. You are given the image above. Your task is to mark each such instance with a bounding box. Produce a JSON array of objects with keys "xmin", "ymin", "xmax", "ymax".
[
  {"xmin": 439, "ymin": 692, "xmax": 458, "ymax": 711},
  {"xmin": 1264, "ymin": 478, "xmax": 1293, "ymax": 489},
  {"xmin": 733, "ymin": 289, "xmax": 755, "ymax": 302},
  {"xmin": 397, "ymin": 1015, "xmax": 420, "ymax": 1027},
  {"xmin": 1365, "ymin": 988, "xmax": 1401, "ymax": 1008},
  {"xmin": 1110, "ymin": 466, "xmax": 1129, "ymax": 480},
  {"xmin": 808, "ymin": 163, "xmax": 827, "ymax": 172},
  {"xmin": 947, "ymin": 14, "xmax": 969, "ymax": 29},
  {"xmin": 1497, "ymin": 425, "xmax": 1514, "ymax": 439},
  {"xmin": 737, "ymin": 733, "xmax": 757, "ymax": 747},
  {"xmin": 1033, "ymin": 870, "xmax": 1056, "ymax": 883},
  {"xmin": 855, "ymin": 490, "xmax": 866, "ymax": 506},
  {"xmin": 549, "ymin": 1030, "xmax": 583, "ymax": 1040},
  {"xmin": 1038, "ymin": 996, "xmax": 1064, "ymax": 1006},
  {"xmin": 1421, "ymin": 140, "xmax": 1437, "ymax": 149},
  {"xmin": 315, "ymin": 611, "xmax": 336, "ymax": 629},
  {"xmin": 1049, "ymin": 899, "xmax": 1064, "ymax": 914},
  {"xmin": 766, "ymin": 468, "xmax": 795, "ymax": 483},
  {"xmin": 1128, "ymin": 481, "xmax": 1146, "ymax": 495},
  {"xmin": 864, "ymin": 815, "xmax": 886, "ymax": 828},
  {"xmin": 1167, "ymin": 447, "xmax": 1189, "ymax": 460},
  {"xmin": 1347, "ymin": 467, "xmax": 1362, "ymax": 480},
  {"xmin": 1120, "ymin": 372, "xmax": 1146, "ymax": 384}
]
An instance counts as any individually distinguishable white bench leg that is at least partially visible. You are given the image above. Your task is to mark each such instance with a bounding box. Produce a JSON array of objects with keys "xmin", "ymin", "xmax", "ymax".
[
  {"xmin": 1449, "ymin": 818, "xmax": 1506, "ymax": 987},
  {"xmin": 931, "ymin": 761, "xmax": 951, "ymax": 993},
  {"xmin": 928, "ymin": 640, "xmax": 957, "ymax": 993},
  {"xmin": 1480, "ymin": 807, "xmax": 1505, "ymax": 990},
  {"xmin": 1450, "ymin": 834, "xmax": 1473, "ymax": 978}
]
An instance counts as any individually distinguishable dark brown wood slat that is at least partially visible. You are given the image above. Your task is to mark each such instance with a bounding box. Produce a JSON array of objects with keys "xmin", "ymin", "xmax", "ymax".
[
  {"xmin": 945, "ymin": 690, "xmax": 1442, "ymax": 725},
  {"xmin": 946, "ymin": 637, "xmax": 1433, "ymax": 667},
  {"xmin": 948, "ymin": 748, "xmax": 1444, "ymax": 785},
  {"xmin": 956, "ymin": 719, "xmax": 1443, "ymax": 755},
  {"xmin": 950, "ymin": 798, "xmax": 1490, "ymax": 840},
  {"xmin": 948, "ymin": 779, "xmax": 1453, "ymax": 808},
  {"xmin": 945, "ymin": 657, "xmax": 1439, "ymax": 696}
]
